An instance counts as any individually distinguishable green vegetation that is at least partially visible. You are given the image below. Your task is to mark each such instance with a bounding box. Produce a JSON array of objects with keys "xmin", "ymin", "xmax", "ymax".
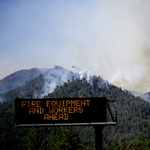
[
  {"xmin": 105, "ymin": 134, "xmax": 150, "ymax": 150},
  {"xmin": 1, "ymin": 75, "xmax": 150, "ymax": 149},
  {"xmin": 0, "ymin": 108, "xmax": 83, "ymax": 150},
  {"xmin": 0, "ymin": 74, "xmax": 45, "ymax": 100}
]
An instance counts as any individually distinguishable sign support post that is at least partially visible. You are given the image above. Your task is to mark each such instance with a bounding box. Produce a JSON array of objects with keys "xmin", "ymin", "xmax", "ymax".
[{"xmin": 94, "ymin": 125, "xmax": 104, "ymax": 150}]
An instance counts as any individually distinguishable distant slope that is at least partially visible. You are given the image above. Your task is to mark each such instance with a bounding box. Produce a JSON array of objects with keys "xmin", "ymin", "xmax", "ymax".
[{"xmin": 0, "ymin": 68, "xmax": 48, "ymax": 94}]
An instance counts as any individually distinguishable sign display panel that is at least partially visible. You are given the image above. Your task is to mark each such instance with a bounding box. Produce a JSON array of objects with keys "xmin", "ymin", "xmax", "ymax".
[{"xmin": 15, "ymin": 97, "xmax": 107, "ymax": 126}]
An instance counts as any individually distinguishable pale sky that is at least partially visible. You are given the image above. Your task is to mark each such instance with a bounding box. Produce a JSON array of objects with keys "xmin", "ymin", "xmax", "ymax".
[{"xmin": 0, "ymin": 0, "xmax": 150, "ymax": 93}]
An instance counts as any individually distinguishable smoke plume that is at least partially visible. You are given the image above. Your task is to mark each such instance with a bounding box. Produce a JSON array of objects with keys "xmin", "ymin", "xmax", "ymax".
[
  {"xmin": 110, "ymin": 63, "xmax": 149, "ymax": 92},
  {"xmin": 131, "ymin": 91, "xmax": 150, "ymax": 103},
  {"xmin": 72, "ymin": 63, "xmax": 98, "ymax": 81},
  {"xmin": 72, "ymin": 66, "xmax": 90, "ymax": 81},
  {"xmin": 70, "ymin": 1, "xmax": 150, "ymax": 94},
  {"xmin": 41, "ymin": 65, "xmax": 108, "ymax": 97},
  {"xmin": 42, "ymin": 66, "xmax": 79, "ymax": 96},
  {"xmin": 1, "ymin": 0, "xmax": 150, "ymax": 94}
]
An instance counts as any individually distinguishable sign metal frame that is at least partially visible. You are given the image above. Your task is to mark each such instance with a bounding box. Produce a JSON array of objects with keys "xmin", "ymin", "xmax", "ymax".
[{"xmin": 15, "ymin": 97, "xmax": 117, "ymax": 127}]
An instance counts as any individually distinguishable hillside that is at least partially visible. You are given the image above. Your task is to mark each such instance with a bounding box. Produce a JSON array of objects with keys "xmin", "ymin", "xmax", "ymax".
[
  {"xmin": 1, "ymin": 75, "xmax": 150, "ymax": 149},
  {"xmin": 0, "ymin": 66, "xmax": 109, "ymax": 101},
  {"xmin": 1, "ymin": 66, "xmax": 150, "ymax": 149},
  {"xmin": 0, "ymin": 68, "xmax": 48, "ymax": 94},
  {"xmin": 45, "ymin": 78, "xmax": 150, "ymax": 143},
  {"xmin": 0, "ymin": 66, "xmax": 77, "ymax": 101},
  {"xmin": 0, "ymin": 74, "xmax": 45, "ymax": 102}
]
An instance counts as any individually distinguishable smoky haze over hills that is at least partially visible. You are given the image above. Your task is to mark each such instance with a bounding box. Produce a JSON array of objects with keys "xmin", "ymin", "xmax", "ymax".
[
  {"xmin": 1, "ymin": 68, "xmax": 150, "ymax": 149},
  {"xmin": 0, "ymin": 66, "xmax": 110, "ymax": 101},
  {"xmin": 1, "ymin": 1, "xmax": 150, "ymax": 94},
  {"xmin": 0, "ymin": 66, "xmax": 149, "ymax": 103}
]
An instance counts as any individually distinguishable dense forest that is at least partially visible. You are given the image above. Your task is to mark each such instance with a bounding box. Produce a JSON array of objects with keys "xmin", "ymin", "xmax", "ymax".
[{"xmin": 1, "ymin": 73, "xmax": 150, "ymax": 149}]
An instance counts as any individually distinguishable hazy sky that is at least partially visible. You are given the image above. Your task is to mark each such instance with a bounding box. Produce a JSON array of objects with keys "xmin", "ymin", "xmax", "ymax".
[{"xmin": 1, "ymin": 0, "xmax": 150, "ymax": 93}]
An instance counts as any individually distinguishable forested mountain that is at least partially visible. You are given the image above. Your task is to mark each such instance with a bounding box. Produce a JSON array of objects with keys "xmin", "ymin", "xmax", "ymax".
[
  {"xmin": 0, "ymin": 74, "xmax": 45, "ymax": 102},
  {"xmin": 0, "ymin": 66, "xmax": 109, "ymax": 102},
  {"xmin": 0, "ymin": 68, "xmax": 48, "ymax": 94},
  {"xmin": 1, "ymin": 73, "xmax": 150, "ymax": 149},
  {"xmin": 45, "ymin": 78, "xmax": 150, "ymax": 143},
  {"xmin": 1, "ymin": 66, "xmax": 150, "ymax": 149},
  {"xmin": 0, "ymin": 66, "xmax": 76, "ymax": 101}
]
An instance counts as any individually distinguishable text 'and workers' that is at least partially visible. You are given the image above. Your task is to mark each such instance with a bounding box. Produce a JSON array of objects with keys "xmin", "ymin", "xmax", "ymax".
[{"xmin": 21, "ymin": 100, "xmax": 91, "ymax": 120}]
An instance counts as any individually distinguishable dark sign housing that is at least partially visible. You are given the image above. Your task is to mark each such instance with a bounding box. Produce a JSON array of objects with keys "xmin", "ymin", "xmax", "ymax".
[{"xmin": 15, "ymin": 97, "xmax": 108, "ymax": 127}]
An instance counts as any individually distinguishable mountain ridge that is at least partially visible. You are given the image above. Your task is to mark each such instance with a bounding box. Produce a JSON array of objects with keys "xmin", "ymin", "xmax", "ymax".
[
  {"xmin": 1, "ymin": 66, "xmax": 150, "ymax": 148},
  {"xmin": 0, "ymin": 68, "xmax": 48, "ymax": 94},
  {"xmin": 1, "ymin": 75, "xmax": 150, "ymax": 147},
  {"xmin": 0, "ymin": 66, "xmax": 111, "ymax": 101},
  {"xmin": 0, "ymin": 66, "xmax": 149, "ymax": 103}
]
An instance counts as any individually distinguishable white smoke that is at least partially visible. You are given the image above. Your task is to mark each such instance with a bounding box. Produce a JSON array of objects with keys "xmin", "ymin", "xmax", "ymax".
[
  {"xmin": 1, "ymin": 0, "xmax": 150, "ymax": 95},
  {"xmin": 72, "ymin": 62, "xmax": 98, "ymax": 81},
  {"xmin": 41, "ymin": 64, "xmax": 109, "ymax": 97},
  {"xmin": 143, "ymin": 93, "xmax": 150, "ymax": 102},
  {"xmin": 72, "ymin": 66, "xmax": 90, "ymax": 81},
  {"xmin": 131, "ymin": 91, "xmax": 150, "ymax": 103},
  {"xmin": 110, "ymin": 63, "xmax": 149, "ymax": 93},
  {"xmin": 42, "ymin": 66, "xmax": 79, "ymax": 97},
  {"xmin": 89, "ymin": 75, "xmax": 109, "ymax": 90}
]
